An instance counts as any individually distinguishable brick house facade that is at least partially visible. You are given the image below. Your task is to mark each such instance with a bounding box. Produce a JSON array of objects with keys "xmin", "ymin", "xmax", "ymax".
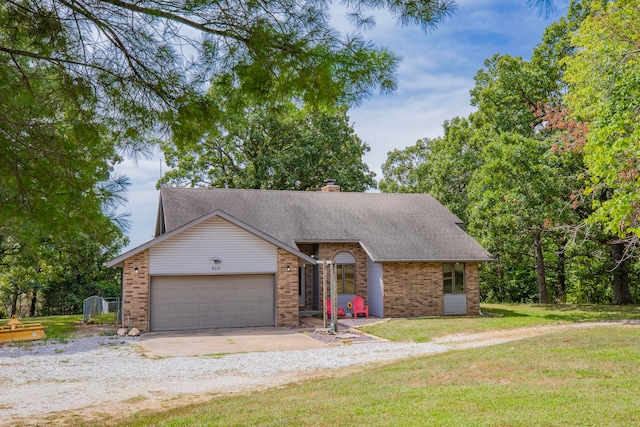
[{"xmin": 108, "ymin": 187, "xmax": 492, "ymax": 333}]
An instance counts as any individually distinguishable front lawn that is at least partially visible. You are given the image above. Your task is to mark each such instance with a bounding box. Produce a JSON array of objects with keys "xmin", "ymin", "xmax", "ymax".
[
  {"xmin": 111, "ymin": 324, "xmax": 640, "ymax": 427},
  {"xmin": 359, "ymin": 303, "xmax": 640, "ymax": 342}
]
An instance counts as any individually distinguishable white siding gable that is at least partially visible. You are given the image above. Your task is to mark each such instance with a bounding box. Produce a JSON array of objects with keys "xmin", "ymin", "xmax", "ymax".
[
  {"xmin": 367, "ymin": 256, "xmax": 384, "ymax": 317},
  {"xmin": 149, "ymin": 216, "xmax": 277, "ymax": 275}
]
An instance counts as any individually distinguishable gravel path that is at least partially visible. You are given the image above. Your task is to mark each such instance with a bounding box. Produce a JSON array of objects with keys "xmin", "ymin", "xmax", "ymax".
[{"xmin": 0, "ymin": 333, "xmax": 448, "ymax": 426}]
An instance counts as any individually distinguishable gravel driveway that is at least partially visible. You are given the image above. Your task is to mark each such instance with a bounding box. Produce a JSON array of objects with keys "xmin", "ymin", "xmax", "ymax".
[{"xmin": 0, "ymin": 332, "xmax": 449, "ymax": 426}]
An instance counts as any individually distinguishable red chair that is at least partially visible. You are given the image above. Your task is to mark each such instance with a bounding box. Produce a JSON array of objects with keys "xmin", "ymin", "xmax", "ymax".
[
  {"xmin": 352, "ymin": 296, "xmax": 369, "ymax": 318},
  {"xmin": 326, "ymin": 299, "xmax": 345, "ymax": 318}
]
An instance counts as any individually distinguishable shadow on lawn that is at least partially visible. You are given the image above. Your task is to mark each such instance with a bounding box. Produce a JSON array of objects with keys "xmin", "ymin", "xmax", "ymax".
[
  {"xmin": 483, "ymin": 303, "xmax": 640, "ymax": 322},
  {"xmin": 481, "ymin": 307, "xmax": 529, "ymax": 318}
]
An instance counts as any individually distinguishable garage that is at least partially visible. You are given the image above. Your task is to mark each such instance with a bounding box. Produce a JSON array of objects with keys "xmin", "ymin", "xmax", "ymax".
[{"xmin": 150, "ymin": 274, "xmax": 275, "ymax": 332}]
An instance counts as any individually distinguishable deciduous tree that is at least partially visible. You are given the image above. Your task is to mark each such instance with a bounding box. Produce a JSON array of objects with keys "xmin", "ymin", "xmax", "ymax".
[
  {"xmin": 380, "ymin": 116, "xmax": 479, "ymax": 222},
  {"xmin": 1, "ymin": 0, "xmax": 456, "ymax": 235},
  {"xmin": 160, "ymin": 81, "xmax": 376, "ymax": 191},
  {"xmin": 564, "ymin": 0, "xmax": 640, "ymax": 240}
]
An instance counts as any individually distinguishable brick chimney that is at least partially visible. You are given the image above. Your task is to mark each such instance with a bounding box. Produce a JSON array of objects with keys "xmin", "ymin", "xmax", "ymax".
[{"xmin": 321, "ymin": 179, "xmax": 340, "ymax": 192}]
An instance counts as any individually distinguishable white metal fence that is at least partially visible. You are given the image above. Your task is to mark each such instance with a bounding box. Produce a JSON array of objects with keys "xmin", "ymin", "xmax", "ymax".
[{"xmin": 82, "ymin": 296, "xmax": 121, "ymax": 324}]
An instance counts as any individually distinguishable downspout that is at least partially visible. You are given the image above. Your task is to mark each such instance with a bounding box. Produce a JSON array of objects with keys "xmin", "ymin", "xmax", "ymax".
[{"xmin": 120, "ymin": 267, "xmax": 125, "ymax": 329}]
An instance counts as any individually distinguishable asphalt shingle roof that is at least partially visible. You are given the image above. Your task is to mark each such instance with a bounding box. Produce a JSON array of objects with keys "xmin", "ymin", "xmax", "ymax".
[{"xmin": 158, "ymin": 187, "xmax": 494, "ymax": 262}]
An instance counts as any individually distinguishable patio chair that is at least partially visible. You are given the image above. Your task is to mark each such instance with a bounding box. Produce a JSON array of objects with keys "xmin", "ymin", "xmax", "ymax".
[
  {"xmin": 352, "ymin": 295, "xmax": 369, "ymax": 318},
  {"xmin": 326, "ymin": 299, "xmax": 345, "ymax": 318}
]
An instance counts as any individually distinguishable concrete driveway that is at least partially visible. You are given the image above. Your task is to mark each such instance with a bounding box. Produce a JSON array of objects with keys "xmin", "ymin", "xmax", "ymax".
[{"xmin": 140, "ymin": 327, "xmax": 327, "ymax": 357}]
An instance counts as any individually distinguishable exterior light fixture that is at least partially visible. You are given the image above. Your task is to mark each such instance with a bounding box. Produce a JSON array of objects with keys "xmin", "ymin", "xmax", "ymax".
[
  {"xmin": 286, "ymin": 265, "xmax": 291, "ymax": 272},
  {"xmin": 134, "ymin": 267, "xmax": 139, "ymax": 273}
]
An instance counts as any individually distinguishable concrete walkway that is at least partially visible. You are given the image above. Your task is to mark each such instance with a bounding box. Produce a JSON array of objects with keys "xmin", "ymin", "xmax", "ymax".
[{"xmin": 140, "ymin": 327, "xmax": 327, "ymax": 357}]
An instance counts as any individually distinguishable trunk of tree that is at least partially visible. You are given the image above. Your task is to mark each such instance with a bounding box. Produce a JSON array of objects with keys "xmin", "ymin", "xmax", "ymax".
[
  {"xmin": 30, "ymin": 290, "xmax": 38, "ymax": 317},
  {"xmin": 610, "ymin": 241, "xmax": 633, "ymax": 305},
  {"xmin": 10, "ymin": 287, "xmax": 19, "ymax": 316},
  {"xmin": 557, "ymin": 242, "xmax": 566, "ymax": 303},
  {"xmin": 533, "ymin": 231, "xmax": 548, "ymax": 303}
]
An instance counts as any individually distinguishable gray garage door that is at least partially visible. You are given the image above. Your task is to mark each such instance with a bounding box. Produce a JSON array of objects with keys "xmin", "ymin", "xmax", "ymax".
[{"xmin": 150, "ymin": 275, "xmax": 275, "ymax": 332}]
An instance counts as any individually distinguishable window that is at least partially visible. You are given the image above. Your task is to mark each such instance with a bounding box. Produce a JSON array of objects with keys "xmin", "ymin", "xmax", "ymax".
[
  {"xmin": 334, "ymin": 252, "xmax": 356, "ymax": 294},
  {"xmin": 336, "ymin": 263, "xmax": 355, "ymax": 294},
  {"xmin": 443, "ymin": 263, "xmax": 465, "ymax": 294}
]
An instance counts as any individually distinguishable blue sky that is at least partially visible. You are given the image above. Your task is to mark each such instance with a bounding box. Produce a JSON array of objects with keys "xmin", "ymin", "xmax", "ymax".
[{"xmin": 116, "ymin": 0, "xmax": 569, "ymax": 250}]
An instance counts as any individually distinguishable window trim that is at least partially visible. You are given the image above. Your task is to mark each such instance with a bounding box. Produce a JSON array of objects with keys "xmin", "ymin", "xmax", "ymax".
[
  {"xmin": 443, "ymin": 262, "xmax": 465, "ymax": 294},
  {"xmin": 334, "ymin": 252, "xmax": 356, "ymax": 295}
]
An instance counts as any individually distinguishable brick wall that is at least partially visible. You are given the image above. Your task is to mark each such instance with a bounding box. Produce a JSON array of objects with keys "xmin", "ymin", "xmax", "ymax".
[
  {"xmin": 465, "ymin": 262, "xmax": 480, "ymax": 315},
  {"xmin": 383, "ymin": 262, "xmax": 443, "ymax": 317},
  {"xmin": 276, "ymin": 248, "xmax": 299, "ymax": 327},
  {"xmin": 318, "ymin": 243, "xmax": 368, "ymax": 301},
  {"xmin": 123, "ymin": 249, "xmax": 149, "ymax": 332},
  {"xmin": 382, "ymin": 262, "xmax": 481, "ymax": 317}
]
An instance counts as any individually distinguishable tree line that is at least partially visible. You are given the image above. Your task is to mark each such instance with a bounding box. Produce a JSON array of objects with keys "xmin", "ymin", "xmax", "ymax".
[
  {"xmin": 0, "ymin": 0, "xmax": 608, "ymax": 316},
  {"xmin": 381, "ymin": 0, "xmax": 639, "ymax": 304}
]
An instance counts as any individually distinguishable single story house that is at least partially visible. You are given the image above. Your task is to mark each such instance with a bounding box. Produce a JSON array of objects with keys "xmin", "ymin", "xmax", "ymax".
[{"xmin": 106, "ymin": 183, "xmax": 494, "ymax": 332}]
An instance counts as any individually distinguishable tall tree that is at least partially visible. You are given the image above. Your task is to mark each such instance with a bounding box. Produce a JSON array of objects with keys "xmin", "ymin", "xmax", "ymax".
[
  {"xmin": 564, "ymin": 0, "xmax": 640, "ymax": 239},
  {"xmin": 467, "ymin": 133, "xmax": 574, "ymax": 303},
  {"xmin": 380, "ymin": 116, "xmax": 479, "ymax": 222},
  {"xmin": 0, "ymin": 48, "xmax": 124, "ymax": 240},
  {"xmin": 561, "ymin": 0, "xmax": 638, "ymax": 304},
  {"xmin": 161, "ymin": 80, "xmax": 376, "ymax": 191},
  {"xmin": 468, "ymin": 53, "xmax": 564, "ymax": 302},
  {"xmin": 1, "ymin": 0, "xmax": 456, "ymax": 235}
]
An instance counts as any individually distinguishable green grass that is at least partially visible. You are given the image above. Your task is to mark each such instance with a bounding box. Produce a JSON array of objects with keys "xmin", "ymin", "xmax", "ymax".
[
  {"xmin": 359, "ymin": 303, "xmax": 640, "ymax": 342},
  {"xmin": 87, "ymin": 312, "xmax": 118, "ymax": 324},
  {"xmin": 1, "ymin": 314, "xmax": 81, "ymax": 340},
  {"xmin": 107, "ymin": 324, "xmax": 640, "ymax": 427}
]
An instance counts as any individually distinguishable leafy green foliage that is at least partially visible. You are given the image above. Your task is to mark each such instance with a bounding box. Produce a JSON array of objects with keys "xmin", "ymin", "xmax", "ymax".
[
  {"xmin": 470, "ymin": 54, "xmax": 559, "ymax": 134},
  {"xmin": 0, "ymin": 29, "xmax": 124, "ymax": 241},
  {"xmin": 380, "ymin": 117, "xmax": 479, "ymax": 222},
  {"xmin": 0, "ymin": 232, "xmax": 125, "ymax": 317},
  {"xmin": 0, "ymin": 0, "xmax": 456, "ymax": 238},
  {"xmin": 564, "ymin": 0, "xmax": 640, "ymax": 238},
  {"xmin": 162, "ymin": 80, "xmax": 377, "ymax": 190}
]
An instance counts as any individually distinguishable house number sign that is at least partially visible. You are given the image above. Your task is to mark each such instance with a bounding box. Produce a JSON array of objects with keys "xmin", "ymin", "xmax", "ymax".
[{"xmin": 211, "ymin": 258, "xmax": 222, "ymax": 271}]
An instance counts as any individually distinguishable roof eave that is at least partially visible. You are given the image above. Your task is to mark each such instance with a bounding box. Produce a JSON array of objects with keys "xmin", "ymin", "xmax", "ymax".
[{"xmin": 370, "ymin": 257, "xmax": 496, "ymax": 263}]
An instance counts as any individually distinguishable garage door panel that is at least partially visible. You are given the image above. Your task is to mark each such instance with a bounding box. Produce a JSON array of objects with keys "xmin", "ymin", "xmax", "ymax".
[
  {"xmin": 199, "ymin": 303, "xmax": 214, "ymax": 313},
  {"xmin": 150, "ymin": 275, "xmax": 275, "ymax": 331}
]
